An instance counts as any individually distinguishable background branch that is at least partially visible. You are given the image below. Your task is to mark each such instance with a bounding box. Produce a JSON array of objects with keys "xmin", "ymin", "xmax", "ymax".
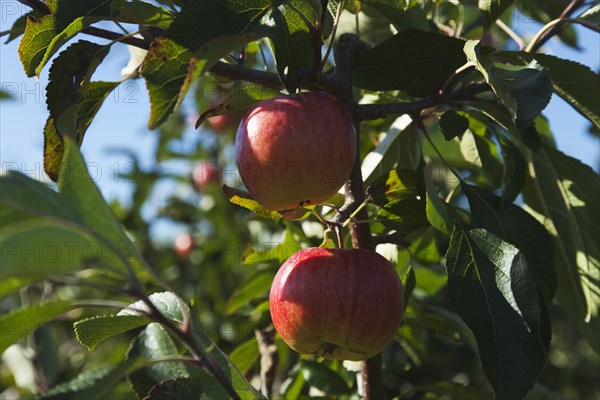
[{"xmin": 527, "ymin": 0, "xmax": 585, "ymax": 52}]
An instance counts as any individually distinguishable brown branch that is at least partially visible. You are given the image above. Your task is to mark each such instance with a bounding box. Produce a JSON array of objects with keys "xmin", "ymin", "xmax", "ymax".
[
  {"xmin": 356, "ymin": 82, "xmax": 491, "ymax": 121},
  {"xmin": 17, "ymin": 0, "xmax": 50, "ymax": 15},
  {"xmin": 333, "ymin": 33, "xmax": 383, "ymax": 400},
  {"xmin": 255, "ymin": 326, "xmax": 279, "ymax": 398},
  {"xmin": 81, "ymin": 27, "xmax": 150, "ymax": 48}
]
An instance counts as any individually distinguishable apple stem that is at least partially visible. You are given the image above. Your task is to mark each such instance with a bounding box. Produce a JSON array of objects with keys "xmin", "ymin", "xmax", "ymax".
[{"xmin": 333, "ymin": 33, "xmax": 385, "ymax": 400}]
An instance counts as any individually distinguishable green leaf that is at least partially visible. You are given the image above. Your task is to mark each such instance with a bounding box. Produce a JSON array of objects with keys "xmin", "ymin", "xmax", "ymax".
[
  {"xmin": 459, "ymin": 128, "xmax": 503, "ymax": 187},
  {"xmin": 18, "ymin": 0, "xmax": 172, "ymax": 77},
  {"xmin": 445, "ymin": 226, "xmax": 548, "ymax": 399},
  {"xmin": 43, "ymin": 118, "xmax": 63, "ymax": 182},
  {"xmin": 424, "ymin": 169, "xmax": 453, "ymax": 235},
  {"xmin": 38, "ymin": 359, "xmax": 142, "ymax": 400},
  {"xmin": 463, "ymin": 184, "xmax": 557, "ymax": 302},
  {"xmin": 1, "ymin": 301, "xmax": 76, "ymax": 354},
  {"xmin": 128, "ymin": 323, "xmax": 190, "ymax": 399},
  {"xmin": 269, "ymin": 1, "xmax": 316, "ymax": 92},
  {"xmin": 141, "ymin": 0, "xmax": 272, "ymax": 128},
  {"xmin": 226, "ymin": 269, "xmax": 276, "ymax": 315},
  {"xmin": 526, "ymin": 146, "xmax": 600, "ymax": 352},
  {"xmin": 498, "ymin": 135, "xmax": 526, "ymax": 205},
  {"xmin": 122, "ymin": 292, "xmax": 263, "ymax": 399},
  {"xmin": 4, "ymin": 11, "xmax": 37, "ymax": 44},
  {"xmin": 73, "ymin": 315, "xmax": 150, "ymax": 351},
  {"xmin": 222, "ymin": 185, "xmax": 282, "ymax": 220},
  {"xmin": 506, "ymin": 52, "xmax": 600, "ymax": 129},
  {"xmin": 579, "ymin": 4, "xmax": 600, "ymax": 25},
  {"xmin": 465, "ymin": 43, "xmax": 553, "ymax": 131},
  {"xmin": 376, "ymin": 198, "xmax": 427, "ymax": 232},
  {"xmin": 143, "ymin": 379, "xmax": 204, "ymax": 399},
  {"xmin": 406, "ymin": 381, "xmax": 493, "ymax": 400},
  {"xmin": 229, "ymin": 338, "xmax": 260, "ymax": 375},
  {"xmin": 440, "ymin": 111, "xmax": 469, "ymax": 141},
  {"xmin": 58, "ymin": 138, "xmax": 144, "ymax": 275},
  {"xmin": 360, "ymin": 0, "xmax": 429, "ymax": 31},
  {"xmin": 351, "ymin": 30, "xmax": 467, "ymax": 96},
  {"xmin": 299, "ymin": 360, "xmax": 351, "ymax": 395},
  {"xmin": 243, "ymin": 229, "xmax": 300, "ymax": 265},
  {"xmin": 362, "ymin": 115, "xmax": 418, "ymax": 187},
  {"xmin": 0, "ymin": 171, "xmax": 81, "ymax": 225},
  {"xmin": 0, "ymin": 218, "xmax": 124, "ymax": 284},
  {"xmin": 478, "ymin": 0, "xmax": 518, "ymax": 28}
]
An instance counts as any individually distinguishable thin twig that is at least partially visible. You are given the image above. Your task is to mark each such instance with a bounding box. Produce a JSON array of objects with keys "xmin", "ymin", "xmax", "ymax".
[
  {"xmin": 495, "ymin": 20, "xmax": 525, "ymax": 50},
  {"xmin": 526, "ymin": 0, "xmax": 585, "ymax": 52}
]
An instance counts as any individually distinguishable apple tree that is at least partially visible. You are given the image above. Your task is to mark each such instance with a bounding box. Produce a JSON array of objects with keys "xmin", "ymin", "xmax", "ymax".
[{"xmin": 1, "ymin": 0, "xmax": 599, "ymax": 399}]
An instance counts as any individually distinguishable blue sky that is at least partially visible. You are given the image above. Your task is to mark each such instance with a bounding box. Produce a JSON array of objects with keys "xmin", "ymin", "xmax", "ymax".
[{"xmin": 1, "ymin": 4, "xmax": 599, "ymax": 216}]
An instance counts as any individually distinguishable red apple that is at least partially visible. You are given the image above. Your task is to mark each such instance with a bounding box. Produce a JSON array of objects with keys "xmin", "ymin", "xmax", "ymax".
[
  {"xmin": 192, "ymin": 161, "xmax": 219, "ymax": 190},
  {"xmin": 174, "ymin": 233, "xmax": 194, "ymax": 257},
  {"xmin": 235, "ymin": 91, "xmax": 356, "ymax": 211},
  {"xmin": 207, "ymin": 113, "xmax": 239, "ymax": 132},
  {"xmin": 269, "ymin": 247, "xmax": 404, "ymax": 361}
]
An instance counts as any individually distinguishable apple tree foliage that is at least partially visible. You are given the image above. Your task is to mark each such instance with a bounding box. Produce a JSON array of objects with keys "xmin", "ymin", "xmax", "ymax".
[{"xmin": 1, "ymin": 0, "xmax": 599, "ymax": 399}]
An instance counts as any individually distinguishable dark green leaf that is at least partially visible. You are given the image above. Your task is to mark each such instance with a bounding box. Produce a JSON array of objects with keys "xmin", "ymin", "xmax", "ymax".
[
  {"xmin": 479, "ymin": 0, "xmax": 518, "ymax": 28},
  {"xmin": 440, "ymin": 111, "xmax": 469, "ymax": 141},
  {"xmin": 424, "ymin": 168, "xmax": 453, "ymax": 235},
  {"xmin": 18, "ymin": 0, "xmax": 171, "ymax": 76},
  {"xmin": 508, "ymin": 52, "xmax": 600, "ymax": 129},
  {"xmin": 74, "ymin": 315, "xmax": 150, "ymax": 351},
  {"xmin": 141, "ymin": 0, "xmax": 271, "ymax": 128},
  {"xmin": 498, "ymin": 135, "xmax": 526, "ymax": 205},
  {"xmin": 299, "ymin": 360, "xmax": 351, "ymax": 395},
  {"xmin": 445, "ymin": 226, "xmax": 547, "ymax": 399},
  {"xmin": 128, "ymin": 323, "xmax": 190, "ymax": 399},
  {"xmin": 360, "ymin": 0, "xmax": 429, "ymax": 31},
  {"xmin": 144, "ymin": 379, "xmax": 204, "ymax": 399},
  {"xmin": 376, "ymin": 197, "xmax": 427, "ymax": 232},
  {"xmin": 406, "ymin": 381, "xmax": 493, "ymax": 400},
  {"xmin": 38, "ymin": 359, "xmax": 142, "ymax": 400},
  {"xmin": 351, "ymin": 30, "xmax": 467, "ymax": 96},
  {"xmin": 463, "ymin": 184, "xmax": 557, "ymax": 302},
  {"xmin": 368, "ymin": 162, "xmax": 421, "ymax": 207},
  {"xmin": 269, "ymin": 1, "xmax": 316, "ymax": 92},
  {"xmin": 1, "ymin": 301, "xmax": 76, "ymax": 354},
  {"xmin": 122, "ymin": 292, "xmax": 263, "ymax": 399},
  {"xmin": 526, "ymin": 146, "xmax": 600, "ymax": 352},
  {"xmin": 465, "ymin": 43, "xmax": 553, "ymax": 131}
]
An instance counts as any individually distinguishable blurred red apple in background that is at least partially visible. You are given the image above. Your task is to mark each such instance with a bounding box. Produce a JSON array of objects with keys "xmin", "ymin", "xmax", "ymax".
[
  {"xmin": 235, "ymin": 91, "xmax": 356, "ymax": 211},
  {"xmin": 193, "ymin": 161, "xmax": 219, "ymax": 190},
  {"xmin": 207, "ymin": 113, "xmax": 240, "ymax": 132},
  {"xmin": 174, "ymin": 233, "xmax": 194, "ymax": 257},
  {"xmin": 269, "ymin": 247, "xmax": 404, "ymax": 361}
]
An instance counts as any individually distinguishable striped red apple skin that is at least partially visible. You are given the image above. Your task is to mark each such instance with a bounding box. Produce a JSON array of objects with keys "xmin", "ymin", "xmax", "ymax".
[
  {"xmin": 235, "ymin": 91, "xmax": 356, "ymax": 212},
  {"xmin": 269, "ymin": 247, "xmax": 404, "ymax": 361}
]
